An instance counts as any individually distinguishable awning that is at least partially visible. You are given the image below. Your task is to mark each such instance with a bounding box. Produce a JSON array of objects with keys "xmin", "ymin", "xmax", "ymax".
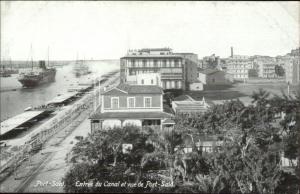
[
  {"xmin": 90, "ymin": 111, "xmax": 174, "ymax": 120},
  {"xmin": 0, "ymin": 111, "xmax": 44, "ymax": 135}
]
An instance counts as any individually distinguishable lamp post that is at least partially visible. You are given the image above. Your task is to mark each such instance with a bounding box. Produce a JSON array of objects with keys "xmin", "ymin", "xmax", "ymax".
[{"xmin": 93, "ymin": 76, "xmax": 96, "ymax": 112}]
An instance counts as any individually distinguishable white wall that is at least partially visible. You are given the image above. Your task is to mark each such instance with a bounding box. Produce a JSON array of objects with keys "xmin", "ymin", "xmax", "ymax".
[
  {"xmin": 190, "ymin": 82, "xmax": 203, "ymax": 91},
  {"xmin": 136, "ymin": 73, "xmax": 161, "ymax": 86},
  {"xmin": 198, "ymin": 73, "xmax": 206, "ymax": 84},
  {"xmin": 102, "ymin": 119, "xmax": 121, "ymax": 128},
  {"xmin": 123, "ymin": 119, "xmax": 142, "ymax": 126}
]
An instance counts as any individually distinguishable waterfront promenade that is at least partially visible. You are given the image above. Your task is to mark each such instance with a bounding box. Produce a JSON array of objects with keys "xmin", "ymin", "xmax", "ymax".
[{"xmin": 0, "ymin": 72, "xmax": 120, "ymax": 192}]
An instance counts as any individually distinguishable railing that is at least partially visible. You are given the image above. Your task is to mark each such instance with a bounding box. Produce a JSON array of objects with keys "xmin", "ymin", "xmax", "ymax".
[{"xmin": 161, "ymin": 75, "xmax": 183, "ymax": 80}]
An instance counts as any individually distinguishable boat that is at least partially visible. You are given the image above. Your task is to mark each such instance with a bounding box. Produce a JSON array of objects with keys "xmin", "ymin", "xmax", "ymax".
[
  {"xmin": 0, "ymin": 58, "xmax": 18, "ymax": 77},
  {"xmin": 18, "ymin": 46, "xmax": 56, "ymax": 87},
  {"xmin": 18, "ymin": 60, "xmax": 56, "ymax": 87},
  {"xmin": 0, "ymin": 71, "xmax": 12, "ymax": 77},
  {"xmin": 73, "ymin": 60, "xmax": 91, "ymax": 77}
]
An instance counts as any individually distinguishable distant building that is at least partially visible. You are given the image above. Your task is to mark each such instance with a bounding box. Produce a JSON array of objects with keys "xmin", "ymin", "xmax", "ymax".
[
  {"xmin": 202, "ymin": 54, "xmax": 221, "ymax": 69},
  {"xmin": 89, "ymin": 84, "xmax": 174, "ymax": 132},
  {"xmin": 174, "ymin": 52, "xmax": 198, "ymax": 89},
  {"xmin": 225, "ymin": 55, "xmax": 254, "ymax": 80},
  {"xmin": 198, "ymin": 69, "xmax": 233, "ymax": 85},
  {"xmin": 120, "ymin": 48, "xmax": 198, "ymax": 91},
  {"xmin": 285, "ymin": 57, "xmax": 300, "ymax": 85},
  {"xmin": 252, "ymin": 55, "xmax": 275, "ymax": 78},
  {"xmin": 259, "ymin": 63, "xmax": 279, "ymax": 78}
]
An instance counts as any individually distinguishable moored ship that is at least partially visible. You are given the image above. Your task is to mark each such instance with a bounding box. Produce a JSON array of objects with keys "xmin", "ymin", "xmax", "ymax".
[
  {"xmin": 18, "ymin": 60, "xmax": 56, "ymax": 87},
  {"xmin": 73, "ymin": 60, "xmax": 91, "ymax": 77}
]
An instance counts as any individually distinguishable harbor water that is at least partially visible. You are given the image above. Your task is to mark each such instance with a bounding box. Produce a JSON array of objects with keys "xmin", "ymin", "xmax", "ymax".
[{"xmin": 0, "ymin": 60, "xmax": 119, "ymax": 121}]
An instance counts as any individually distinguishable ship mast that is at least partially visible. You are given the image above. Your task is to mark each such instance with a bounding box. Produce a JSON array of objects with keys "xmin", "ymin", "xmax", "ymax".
[
  {"xmin": 30, "ymin": 44, "xmax": 33, "ymax": 70},
  {"xmin": 48, "ymin": 46, "xmax": 50, "ymax": 67},
  {"xmin": 10, "ymin": 57, "xmax": 12, "ymax": 70}
]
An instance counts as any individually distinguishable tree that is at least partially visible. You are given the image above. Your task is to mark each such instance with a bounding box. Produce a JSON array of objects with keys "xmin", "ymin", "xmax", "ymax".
[{"xmin": 63, "ymin": 125, "xmax": 154, "ymax": 193}]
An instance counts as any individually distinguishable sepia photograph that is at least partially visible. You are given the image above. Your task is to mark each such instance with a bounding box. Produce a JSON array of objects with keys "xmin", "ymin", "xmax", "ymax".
[{"xmin": 0, "ymin": 1, "xmax": 299, "ymax": 193}]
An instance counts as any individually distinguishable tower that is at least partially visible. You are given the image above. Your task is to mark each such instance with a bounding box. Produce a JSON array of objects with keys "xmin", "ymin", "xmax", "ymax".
[{"xmin": 231, "ymin": 47, "xmax": 233, "ymax": 57}]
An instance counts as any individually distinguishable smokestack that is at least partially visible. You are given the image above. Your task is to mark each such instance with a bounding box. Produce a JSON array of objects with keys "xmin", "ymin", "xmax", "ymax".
[{"xmin": 231, "ymin": 47, "xmax": 233, "ymax": 57}]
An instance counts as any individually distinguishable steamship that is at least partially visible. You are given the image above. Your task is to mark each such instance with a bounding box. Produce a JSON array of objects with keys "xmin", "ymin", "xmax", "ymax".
[{"xmin": 18, "ymin": 60, "xmax": 56, "ymax": 87}]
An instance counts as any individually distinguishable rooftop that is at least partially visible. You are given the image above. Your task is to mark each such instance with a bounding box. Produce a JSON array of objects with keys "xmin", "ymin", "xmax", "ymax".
[
  {"xmin": 90, "ymin": 111, "xmax": 174, "ymax": 120},
  {"xmin": 121, "ymin": 55, "xmax": 183, "ymax": 59},
  {"xmin": 174, "ymin": 52, "xmax": 197, "ymax": 55},
  {"xmin": 0, "ymin": 111, "xmax": 45, "ymax": 135},
  {"xmin": 46, "ymin": 92, "xmax": 78, "ymax": 105},
  {"xmin": 106, "ymin": 84, "xmax": 164, "ymax": 94},
  {"xmin": 139, "ymin": 48, "xmax": 172, "ymax": 52}
]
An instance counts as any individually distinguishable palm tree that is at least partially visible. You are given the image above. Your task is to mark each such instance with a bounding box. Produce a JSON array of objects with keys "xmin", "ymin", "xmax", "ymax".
[{"xmin": 251, "ymin": 88, "xmax": 270, "ymax": 107}]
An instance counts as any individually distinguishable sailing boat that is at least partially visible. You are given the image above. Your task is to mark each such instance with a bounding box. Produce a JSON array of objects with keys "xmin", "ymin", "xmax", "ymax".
[{"xmin": 17, "ymin": 46, "xmax": 56, "ymax": 87}]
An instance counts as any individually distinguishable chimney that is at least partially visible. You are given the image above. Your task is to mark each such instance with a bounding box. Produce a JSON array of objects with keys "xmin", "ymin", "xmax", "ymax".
[{"xmin": 231, "ymin": 47, "xmax": 233, "ymax": 57}]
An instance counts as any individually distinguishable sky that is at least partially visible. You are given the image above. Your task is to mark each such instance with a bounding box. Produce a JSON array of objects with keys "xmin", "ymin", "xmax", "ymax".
[{"xmin": 1, "ymin": 1, "xmax": 299, "ymax": 60}]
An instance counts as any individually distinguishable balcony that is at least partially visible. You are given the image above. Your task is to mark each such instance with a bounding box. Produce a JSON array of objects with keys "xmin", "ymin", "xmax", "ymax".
[
  {"xmin": 161, "ymin": 73, "xmax": 183, "ymax": 80},
  {"xmin": 160, "ymin": 68, "xmax": 183, "ymax": 80}
]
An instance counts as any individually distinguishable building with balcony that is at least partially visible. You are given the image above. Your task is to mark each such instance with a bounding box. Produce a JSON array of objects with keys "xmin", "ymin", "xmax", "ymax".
[
  {"xmin": 174, "ymin": 52, "xmax": 199, "ymax": 89},
  {"xmin": 225, "ymin": 55, "xmax": 254, "ymax": 80},
  {"xmin": 259, "ymin": 63, "xmax": 279, "ymax": 78},
  {"xmin": 126, "ymin": 73, "xmax": 161, "ymax": 86},
  {"xmin": 120, "ymin": 48, "xmax": 188, "ymax": 90},
  {"xmin": 89, "ymin": 84, "xmax": 174, "ymax": 132}
]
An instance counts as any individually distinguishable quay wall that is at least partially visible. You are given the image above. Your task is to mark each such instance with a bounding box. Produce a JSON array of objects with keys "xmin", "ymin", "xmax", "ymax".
[{"xmin": 0, "ymin": 72, "xmax": 119, "ymax": 174}]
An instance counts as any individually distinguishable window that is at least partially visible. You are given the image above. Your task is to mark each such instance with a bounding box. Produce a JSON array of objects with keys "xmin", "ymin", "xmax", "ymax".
[
  {"xmin": 111, "ymin": 97, "xmax": 119, "ymax": 109},
  {"xmin": 144, "ymin": 97, "xmax": 152, "ymax": 108},
  {"xmin": 154, "ymin": 60, "xmax": 158, "ymax": 67},
  {"xmin": 141, "ymin": 79, "xmax": 144, "ymax": 85},
  {"xmin": 127, "ymin": 97, "xmax": 135, "ymax": 108},
  {"xmin": 163, "ymin": 81, "xmax": 166, "ymax": 89},
  {"xmin": 142, "ymin": 60, "xmax": 147, "ymax": 67},
  {"xmin": 151, "ymin": 79, "xmax": 154, "ymax": 84},
  {"xmin": 175, "ymin": 59, "xmax": 179, "ymax": 67},
  {"xmin": 162, "ymin": 60, "xmax": 167, "ymax": 67}
]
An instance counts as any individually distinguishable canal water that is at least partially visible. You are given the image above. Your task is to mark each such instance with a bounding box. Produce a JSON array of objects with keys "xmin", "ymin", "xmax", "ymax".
[{"xmin": 0, "ymin": 60, "xmax": 119, "ymax": 121}]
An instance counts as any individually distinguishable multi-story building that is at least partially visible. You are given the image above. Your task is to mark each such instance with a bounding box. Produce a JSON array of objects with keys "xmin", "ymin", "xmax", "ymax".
[
  {"xmin": 126, "ymin": 73, "xmax": 161, "ymax": 86},
  {"xmin": 285, "ymin": 57, "xmax": 300, "ymax": 85},
  {"xmin": 120, "ymin": 48, "xmax": 195, "ymax": 90},
  {"xmin": 89, "ymin": 84, "xmax": 174, "ymax": 132},
  {"xmin": 174, "ymin": 52, "xmax": 198, "ymax": 89},
  {"xmin": 225, "ymin": 55, "xmax": 254, "ymax": 80},
  {"xmin": 260, "ymin": 63, "xmax": 279, "ymax": 78}
]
